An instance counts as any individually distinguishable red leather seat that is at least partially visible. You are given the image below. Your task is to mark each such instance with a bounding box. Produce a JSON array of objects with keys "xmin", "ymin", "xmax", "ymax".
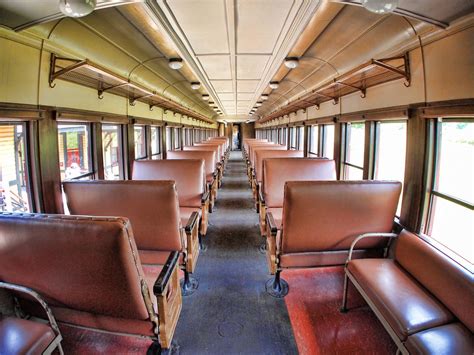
[
  {"xmin": 0, "ymin": 317, "xmax": 56, "ymax": 355},
  {"xmin": 0, "ymin": 213, "xmax": 181, "ymax": 349},
  {"xmin": 133, "ymin": 159, "xmax": 209, "ymax": 237}
]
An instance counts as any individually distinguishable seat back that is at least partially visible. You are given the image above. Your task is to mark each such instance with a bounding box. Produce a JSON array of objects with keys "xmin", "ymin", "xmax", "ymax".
[
  {"xmin": 251, "ymin": 145, "xmax": 286, "ymax": 169},
  {"xmin": 133, "ymin": 159, "xmax": 205, "ymax": 208},
  {"xmin": 0, "ymin": 213, "xmax": 152, "ymax": 324},
  {"xmin": 194, "ymin": 143, "xmax": 222, "ymax": 160},
  {"xmin": 394, "ymin": 230, "xmax": 474, "ymax": 332},
  {"xmin": 167, "ymin": 150, "xmax": 216, "ymax": 182},
  {"xmin": 183, "ymin": 146, "xmax": 219, "ymax": 168},
  {"xmin": 263, "ymin": 158, "xmax": 336, "ymax": 208},
  {"xmin": 281, "ymin": 181, "xmax": 401, "ymax": 254},
  {"xmin": 255, "ymin": 150, "xmax": 303, "ymax": 183},
  {"xmin": 63, "ymin": 180, "xmax": 182, "ymax": 252}
]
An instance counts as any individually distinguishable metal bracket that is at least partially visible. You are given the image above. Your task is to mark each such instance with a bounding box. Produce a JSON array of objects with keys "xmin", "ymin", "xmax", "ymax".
[
  {"xmin": 129, "ymin": 93, "xmax": 154, "ymax": 106},
  {"xmin": 315, "ymin": 92, "xmax": 339, "ymax": 105},
  {"xmin": 98, "ymin": 82, "xmax": 129, "ymax": 99},
  {"xmin": 372, "ymin": 53, "xmax": 411, "ymax": 88},
  {"xmin": 49, "ymin": 53, "xmax": 86, "ymax": 89},
  {"xmin": 336, "ymin": 80, "xmax": 366, "ymax": 98}
]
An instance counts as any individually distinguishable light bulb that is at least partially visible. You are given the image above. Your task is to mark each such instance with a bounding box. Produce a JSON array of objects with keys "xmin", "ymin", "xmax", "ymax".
[
  {"xmin": 168, "ymin": 58, "xmax": 183, "ymax": 70},
  {"xmin": 202, "ymin": 94, "xmax": 210, "ymax": 101},
  {"xmin": 269, "ymin": 81, "xmax": 279, "ymax": 90},
  {"xmin": 361, "ymin": 0, "xmax": 399, "ymax": 14},
  {"xmin": 191, "ymin": 82, "xmax": 201, "ymax": 90},
  {"xmin": 261, "ymin": 94, "xmax": 269, "ymax": 101},
  {"xmin": 284, "ymin": 57, "xmax": 299, "ymax": 69},
  {"xmin": 59, "ymin": 0, "xmax": 96, "ymax": 18}
]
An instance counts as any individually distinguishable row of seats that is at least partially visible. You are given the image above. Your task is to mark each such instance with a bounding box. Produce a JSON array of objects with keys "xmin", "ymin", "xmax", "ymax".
[
  {"xmin": 242, "ymin": 138, "xmax": 473, "ymax": 354},
  {"xmin": 0, "ymin": 137, "xmax": 230, "ymax": 353}
]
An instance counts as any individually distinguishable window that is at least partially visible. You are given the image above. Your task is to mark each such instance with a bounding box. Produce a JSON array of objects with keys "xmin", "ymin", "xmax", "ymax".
[
  {"xmin": 343, "ymin": 122, "xmax": 364, "ymax": 179},
  {"xmin": 151, "ymin": 126, "xmax": 162, "ymax": 160},
  {"xmin": 308, "ymin": 125, "xmax": 319, "ymax": 156},
  {"xmin": 134, "ymin": 125, "xmax": 147, "ymax": 160},
  {"xmin": 289, "ymin": 127, "xmax": 297, "ymax": 150},
  {"xmin": 280, "ymin": 127, "xmax": 287, "ymax": 146},
  {"xmin": 296, "ymin": 126, "xmax": 305, "ymax": 150},
  {"xmin": 173, "ymin": 128, "xmax": 181, "ymax": 150},
  {"xmin": 0, "ymin": 123, "xmax": 31, "ymax": 212},
  {"xmin": 322, "ymin": 124, "xmax": 334, "ymax": 159},
  {"xmin": 102, "ymin": 124, "xmax": 124, "ymax": 180},
  {"xmin": 58, "ymin": 123, "xmax": 93, "ymax": 181},
  {"xmin": 374, "ymin": 121, "xmax": 407, "ymax": 215},
  {"xmin": 166, "ymin": 127, "xmax": 172, "ymax": 151},
  {"xmin": 425, "ymin": 119, "xmax": 473, "ymax": 264}
]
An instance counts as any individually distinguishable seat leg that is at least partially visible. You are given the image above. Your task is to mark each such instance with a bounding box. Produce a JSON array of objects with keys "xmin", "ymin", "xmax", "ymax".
[
  {"xmin": 265, "ymin": 270, "xmax": 289, "ymax": 298},
  {"xmin": 147, "ymin": 340, "xmax": 180, "ymax": 355},
  {"xmin": 180, "ymin": 270, "xmax": 199, "ymax": 296},
  {"xmin": 199, "ymin": 234, "xmax": 208, "ymax": 252},
  {"xmin": 340, "ymin": 272, "xmax": 349, "ymax": 313}
]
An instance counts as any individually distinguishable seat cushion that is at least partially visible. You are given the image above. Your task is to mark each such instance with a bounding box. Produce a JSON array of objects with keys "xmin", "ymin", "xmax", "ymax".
[
  {"xmin": 405, "ymin": 323, "xmax": 474, "ymax": 355},
  {"xmin": 180, "ymin": 207, "xmax": 201, "ymax": 227},
  {"xmin": 347, "ymin": 259, "xmax": 454, "ymax": 341},
  {"xmin": 139, "ymin": 250, "xmax": 185, "ymax": 266},
  {"xmin": 0, "ymin": 317, "xmax": 55, "ymax": 355}
]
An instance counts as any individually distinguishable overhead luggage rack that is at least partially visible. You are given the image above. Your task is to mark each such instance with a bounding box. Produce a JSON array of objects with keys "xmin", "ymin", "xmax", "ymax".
[
  {"xmin": 48, "ymin": 54, "xmax": 214, "ymax": 124},
  {"xmin": 260, "ymin": 53, "xmax": 410, "ymax": 123}
]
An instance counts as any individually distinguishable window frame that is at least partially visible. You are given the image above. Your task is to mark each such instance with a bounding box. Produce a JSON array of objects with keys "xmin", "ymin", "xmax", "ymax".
[
  {"xmin": 342, "ymin": 122, "xmax": 365, "ymax": 179},
  {"xmin": 101, "ymin": 123, "xmax": 126, "ymax": 180},
  {"xmin": 150, "ymin": 125, "xmax": 162, "ymax": 159},
  {"xmin": 133, "ymin": 124, "xmax": 148, "ymax": 160}
]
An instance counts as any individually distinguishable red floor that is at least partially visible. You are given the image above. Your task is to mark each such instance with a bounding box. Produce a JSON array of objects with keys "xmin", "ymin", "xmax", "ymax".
[{"xmin": 283, "ymin": 266, "xmax": 397, "ymax": 355}]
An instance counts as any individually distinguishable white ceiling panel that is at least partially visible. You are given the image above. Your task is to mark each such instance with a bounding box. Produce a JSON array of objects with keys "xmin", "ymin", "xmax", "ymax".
[
  {"xmin": 218, "ymin": 93, "xmax": 236, "ymax": 101},
  {"xmin": 237, "ymin": 93, "xmax": 255, "ymax": 100},
  {"xmin": 236, "ymin": 55, "xmax": 271, "ymax": 79},
  {"xmin": 166, "ymin": 0, "xmax": 229, "ymax": 54},
  {"xmin": 236, "ymin": 0, "xmax": 294, "ymax": 54},
  {"xmin": 237, "ymin": 101, "xmax": 251, "ymax": 107},
  {"xmin": 237, "ymin": 80, "xmax": 260, "ymax": 93},
  {"xmin": 211, "ymin": 80, "xmax": 234, "ymax": 92},
  {"xmin": 198, "ymin": 55, "xmax": 232, "ymax": 79}
]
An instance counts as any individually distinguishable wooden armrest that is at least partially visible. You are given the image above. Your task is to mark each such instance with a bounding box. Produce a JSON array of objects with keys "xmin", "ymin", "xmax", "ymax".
[
  {"xmin": 201, "ymin": 190, "xmax": 210, "ymax": 204},
  {"xmin": 153, "ymin": 251, "xmax": 179, "ymax": 294},
  {"xmin": 259, "ymin": 187, "xmax": 265, "ymax": 205},
  {"xmin": 266, "ymin": 212, "xmax": 278, "ymax": 237},
  {"xmin": 185, "ymin": 211, "xmax": 199, "ymax": 234},
  {"xmin": 346, "ymin": 232, "xmax": 398, "ymax": 265}
]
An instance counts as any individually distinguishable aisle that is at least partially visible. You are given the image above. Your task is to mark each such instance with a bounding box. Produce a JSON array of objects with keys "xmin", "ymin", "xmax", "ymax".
[{"xmin": 173, "ymin": 150, "xmax": 298, "ymax": 354}]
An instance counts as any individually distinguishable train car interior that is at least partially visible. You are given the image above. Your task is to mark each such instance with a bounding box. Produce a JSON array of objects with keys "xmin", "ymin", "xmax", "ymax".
[{"xmin": 0, "ymin": 0, "xmax": 473, "ymax": 353}]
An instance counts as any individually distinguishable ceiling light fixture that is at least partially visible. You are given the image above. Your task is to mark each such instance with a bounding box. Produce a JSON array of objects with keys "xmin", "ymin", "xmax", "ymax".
[
  {"xmin": 269, "ymin": 81, "xmax": 279, "ymax": 90},
  {"xmin": 361, "ymin": 0, "xmax": 399, "ymax": 14},
  {"xmin": 284, "ymin": 57, "xmax": 299, "ymax": 69},
  {"xmin": 202, "ymin": 94, "xmax": 209, "ymax": 101},
  {"xmin": 256, "ymin": 102, "xmax": 263, "ymax": 107},
  {"xmin": 191, "ymin": 82, "xmax": 201, "ymax": 90},
  {"xmin": 261, "ymin": 94, "xmax": 269, "ymax": 101},
  {"xmin": 59, "ymin": 0, "xmax": 96, "ymax": 18},
  {"xmin": 168, "ymin": 58, "xmax": 183, "ymax": 70}
]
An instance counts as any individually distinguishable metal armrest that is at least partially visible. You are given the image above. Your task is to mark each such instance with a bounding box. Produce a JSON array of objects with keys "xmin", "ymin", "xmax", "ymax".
[
  {"xmin": 185, "ymin": 211, "xmax": 199, "ymax": 234},
  {"xmin": 266, "ymin": 212, "xmax": 278, "ymax": 237},
  {"xmin": 153, "ymin": 251, "xmax": 179, "ymax": 294},
  {"xmin": 346, "ymin": 232, "xmax": 398, "ymax": 265},
  {"xmin": 201, "ymin": 190, "xmax": 210, "ymax": 204}
]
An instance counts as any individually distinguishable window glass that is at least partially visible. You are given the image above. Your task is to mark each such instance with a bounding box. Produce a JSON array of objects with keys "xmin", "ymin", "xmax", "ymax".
[
  {"xmin": 134, "ymin": 125, "xmax": 146, "ymax": 159},
  {"xmin": 290, "ymin": 127, "xmax": 297, "ymax": 149},
  {"xmin": 323, "ymin": 124, "xmax": 334, "ymax": 159},
  {"xmin": 166, "ymin": 127, "xmax": 172, "ymax": 151},
  {"xmin": 58, "ymin": 123, "xmax": 93, "ymax": 181},
  {"xmin": 427, "ymin": 120, "xmax": 473, "ymax": 264},
  {"xmin": 151, "ymin": 126, "xmax": 161, "ymax": 159},
  {"xmin": 343, "ymin": 122, "xmax": 364, "ymax": 179},
  {"xmin": 309, "ymin": 125, "xmax": 319, "ymax": 156},
  {"xmin": 297, "ymin": 126, "xmax": 305, "ymax": 150},
  {"xmin": 173, "ymin": 128, "xmax": 181, "ymax": 149},
  {"xmin": 102, "ymin": 124, "xmax": 123, "ymax": 180},
  {"xmin": 0, "ymin": 123, "xmax": 31, "ymax": 212}
]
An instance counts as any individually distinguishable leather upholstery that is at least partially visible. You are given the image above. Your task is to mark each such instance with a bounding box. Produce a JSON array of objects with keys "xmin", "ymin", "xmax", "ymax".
[
  {"xmin": 280, "ymin": 249, "xmax": 383, "ymax": 268},
  {"xmin": 0, "ymin": 317, "xmax": 55, "ymax": 355},
  {"xmin": 180, "ymin": 207, "xmax": 201, "ymax": 228},
  {"xmin": 64, "ymin": 180, "xmax": 182, "ymax": 255},
  {"xmin": 263, "ymin": 159, "xmax": 337, "ymax": 208},
  {"xmin": 267, "ymin": 207, "xmax": 282, "ymax": 228},
  {"xmin": 405, "ymin": 323, "xmax": 474, "ymax": 355},
  {"xmin": 394, "ymin": 230, "xmax": 474, "ymax": 332},
  {"xmin": 280, "ymin": 181, "xmax": 401, "ymax": 254},
  {"xmin": 133, "ymin": 159, "xmax": 205, "ymax": 208},
  {"xmin": 184, "ymin": 146, "xmax": 219, "ymax": 168},
  {"xmin": 255, "ymin": 150, "xmax": 303, "ymax": 183},
  {"xmin": 0, "ymin": 213, "xmax": 156, "ymax": 336},
  {"xmin": 167, "ymin": 150, "xmax": 216, "ymax": 183},
  {"xmin": 348, "ymin": 258, "xmax": 454, "ymax": 340},
  {"xmin": 251, "ymin": 145, "xmax": 286, "ymax": 169},
  {"xmin": 194, "ymin": 143, "xmax": 222, "ymax": 160}
]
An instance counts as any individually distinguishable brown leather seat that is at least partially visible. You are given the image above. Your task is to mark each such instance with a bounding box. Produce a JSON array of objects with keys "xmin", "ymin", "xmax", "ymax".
[
  {"xmin": 261, "ymin": 158, "xmax": 336, "ymax": 238},
  {"xmin": 270, "ymin": 180, "xmax": 401, "ymax": 271},
  {"xmin": 133, "ymin": 159, "xmax": 209, "ymax": 237},
  {"xmin": 0, "ymin": 213, "xmax": 181, "ymax": 349},
  {"xmin": 345, "ymin": 229, "xmax": 474, "ymax": 353},
  {"xmin": 63, "ymin": 180, "xmax": 199, "ymax": 273},
  {"xmin": 405, "ymin": 323, "xmax": 474, "ymax": 355},
  {"xmin": 0, "ymin": 317, "xmax": 56, "ymax": 355},
  {"xmin": 183, "ymin": 145, "xmax": 223, "ymax": 188},
  {"xmin": 167, "ymin": 150, "xmax": 218, "ymax": 212}
]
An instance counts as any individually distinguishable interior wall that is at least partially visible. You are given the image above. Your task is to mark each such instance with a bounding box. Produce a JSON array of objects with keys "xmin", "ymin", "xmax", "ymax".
[
  {"xmin": 0, "ymin": 29, "xmax": 218, "ymax": 129},
  {"xmin": 256, "ymin": 24, "xmax": 474, "ymax": 128}
]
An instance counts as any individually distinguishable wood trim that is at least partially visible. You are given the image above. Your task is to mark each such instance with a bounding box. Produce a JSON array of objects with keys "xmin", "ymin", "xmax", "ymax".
[
  {"xmin": 338, "ymin": 106, "xmax": 409, "ymax": 123},
  {"xmin": 0, "ymin": 103, "xmax": 46, "ymax": 121},
  {"xmin": 305, "ymin": 115, "xmax": 338, "ymax": 125},
  {"xmin": 132, "ymin": 117, "xmax": 164, "ymax": 126},
  {"xmin": 92, "ymin": 122, "xmax": 105, "ymax": 180},
  {"xmin": 419, "ymin": 102, "xmax": 474, "ymax": 118}
]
